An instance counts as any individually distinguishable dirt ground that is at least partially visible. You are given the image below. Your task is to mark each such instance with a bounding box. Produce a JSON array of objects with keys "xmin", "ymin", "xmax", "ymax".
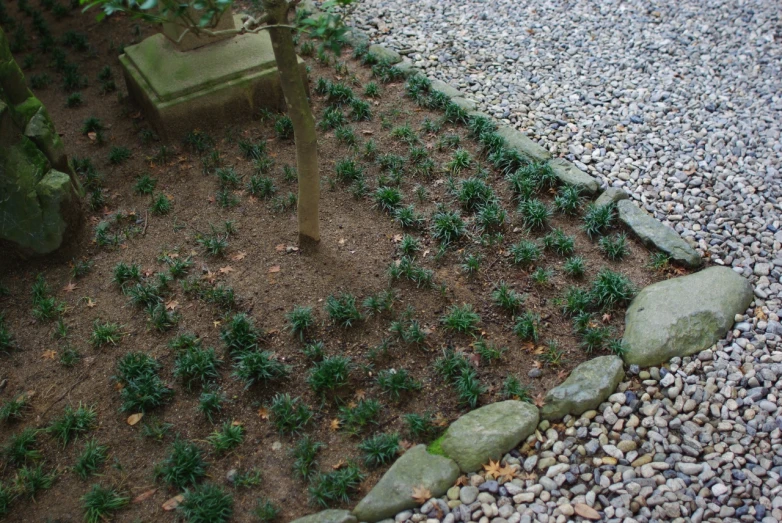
[{"xmin": 0, "ymin": 3, "xmax": 673, "ymax": 521}]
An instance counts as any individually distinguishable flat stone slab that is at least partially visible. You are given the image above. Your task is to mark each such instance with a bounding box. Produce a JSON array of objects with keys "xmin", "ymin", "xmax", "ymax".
[
  {"xmin": 352, "ymin": 445, "xmax": 460, "ymax": 522},
  {"xmin": 540, "ymin": 356, "xmax": 625, "ymax": 420},
  {"xmin": 623, "ymin": 267, "xmax": 754, "ymax": 368},
  {"xmin": 429, "ymin": 78, "xmax": 462, "ymax": 99},
  {"xmin": 496, "ymin": 125, "xmax": 551, "ymax": 163},
  {"xmin": 120, "ymin": 22, "xmax": 306, "ymax": 139},
  {"xmin": 595, "ymin": 187, "xmax": 629, "ymax": 208},
  {"xmin": 291, "ymin": 510, "xmax": 356, "ymax": 523},
  {"xmin": 368, "ymin": 44, "xmax": 402, "ymax": 64},
  {"xmin": 440, "ymin": 400, "xmax": 539, "ymax": 472},
  {"xmin": 617, "ymin": 199, "xmax": 701, "ymax": 267},
  {"xmin": 451, "ymin": 96, "xmax": 477, "ymax": 111},
  {"xmin": 548, "ymin": 158, "xmax": 599, "ymax": 195}
]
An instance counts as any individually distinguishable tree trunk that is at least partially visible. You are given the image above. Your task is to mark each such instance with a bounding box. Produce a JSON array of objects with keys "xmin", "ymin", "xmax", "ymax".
[{"xmin": 261, "ymin": 0, "xmax": 319, "ymax": 247}]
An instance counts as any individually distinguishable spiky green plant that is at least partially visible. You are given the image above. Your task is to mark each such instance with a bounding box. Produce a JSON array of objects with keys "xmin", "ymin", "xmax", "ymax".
[
  {"xmin": 582, "ymin": 203, "xmax": 615, "ymax": 239},
  {"xmin": 307, "ymin": 462, "xmax": 364, "ymax": 507},
  {"xmin": 543, "ymin": 229, "xmax": 576, "ymax": 256},
  {"xmin": 430, "ymin": 209, "xmax": 465, "ymax": 246},
  {"xmin": 178, "ymin": 483, "xmax": 233, "ymax": 523},
  {"xmin": 2, "ymin": 427, "xmax": 42, "ymax": 465},
  {"xmin": 492, "ymin": 281, "xmax": 525, "ymax": 313},
  {"xmin": 518, "ymin": 198, "xmax": 551, "ymax": 230},
  {"xmin": 268, "ymin": 394, "xmax": 312, "ymax": 435},
  {"xmin": 580, "ymin": 325, "xmax": 612, "ymax": 354},
  {"xmin": 394, "ymin": 205, "xmax": 425, "ymax": 229},
  {"xmin": 308, "ymin": 356, "xmax": 352, "ymax": 399},
  {"xmin": 563, "ymin": 256, "xmax": 586, "ymax": 278},
  {"xmin": 74, "ymin": 438, "xmax": 108, "ymax": 479},
  {"xmin": 48, "ymin": 403, "xmax": 96, "ymax": 447},
  {"xmin": 502, "ymin": 376, "xmax": 531, "ymax": 402},
  {"xmin": 441, "ymin": 304, "xmax": 480, "ymax": 335},
  {"xmin": 114, "ymin": 352, "xmax": 173, "ymax": 412},
  {"xmin": 325, "ymin": 293, "xmax": 362, "ymax": 327},
  {"xmin": 291, "ymin": 435, "xmax": 325, "ymax": 479},
  {"xmin": 509, "ymin": 240, "xmax": 541, "ymax": 268},
  {"xmin": 232, "ymin": 350, "xmax": 289, "ymax": 389},
  {"xmin": 220, "ymin": 313, "xmax": 261, "ymax": 352},
  {"xmin": 376, "ymin": 368, "xmax": 421, "ymax": 401},
  {"xmin": 286, "ymin": 305, "xmax": 314, "ymax": 341},
  {"xmin": 14, "ymin": 463, "xmax": 56, "ymax": 499},
  {"xmin": 599, "ymin": 233, "xmax": 630, "ymax": 261},
  {"xmin": 173, "ymin": 346, "xmax": 222, "ymax": 390},
  {"xmin": 590, "ymin": 269, "xmax": 636, "ymax": 310},
  {"xmin": 562, "ymin": 286, "xmax": 591, "ymax": 317},
  {"xmin": 513, "ymin": 312, "xmax": 540, "ymax": 342},
  {"xmin": 461, "ymin": 253, "xmax": 481, "ymax": 276},
  {"xmin": 359, "ymin": 433, "xmax": 399, "ymax": 467},
  {"xmin": 0, "ymin": 395, "xmax": 29, "ymax": 423},
  {"xmin": 81, "ymin": 484, "xmax": 128, "ymax": 523},
  {"xmin": 337, "ymin": 399, "xmax": 380, "ymax": 436},
  {"xmin": 373, "ymin": 186, "xmax": 403, "ymax": 213},
  {"xmin": 198, "ymin": 389, "xmax": 225, "ymax": 423},
  {"xmin": 90, "ymin": 320, "xmax": 123, "ymax": 348},
  {"xmin": 108, "ymin": 146, "xmax": 130, "ymax": 165},
  {"xmin": 403, "ymin": 412, "xmax": 437, "ymax": 439},
  {"xmin": 207, "ymin": 421, "xmax": 244, "ymax": 454},
  {"xmin": 647, "ymin": 252, "xmax": 671, "ymax": 271},
  {"xmin": 156, "ymin": 438, "xmax": 207, "ymax": 489},
  {"xmin": 553, "ymin": 185, "xmax": 582, "ymax": 215}
]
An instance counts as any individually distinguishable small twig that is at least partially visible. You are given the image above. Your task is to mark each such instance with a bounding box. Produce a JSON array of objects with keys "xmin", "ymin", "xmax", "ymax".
[
  {"xmin": 39, "ymin": 358, "xmax": 99, "ymax": 419},
  {"xmin": 142, "ymin": 211, "xmax": 149, "ymax": 235}
]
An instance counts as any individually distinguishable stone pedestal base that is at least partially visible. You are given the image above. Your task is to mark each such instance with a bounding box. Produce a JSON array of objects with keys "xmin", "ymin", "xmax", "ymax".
[{"xmin": 119, "ymin": 21, "xmax": 307, "ymax": 140}]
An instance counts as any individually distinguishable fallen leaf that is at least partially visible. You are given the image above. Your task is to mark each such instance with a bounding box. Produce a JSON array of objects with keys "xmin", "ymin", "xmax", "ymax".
[
  {"xmin": 165, "ymin": 300, "xmax": 178, "ymax": 311},
  {"xmin": 132, "ymin": 488, "xmax": 157, "ymax": 503},
  {"xmin": 432, "ymin": 413, "xmax": 449, "ymax": 427},
  {"xmin": 332, "ymin": 460, "xmax": 346, "ymax": 470},
  {"xmin": 354, "ymin": 389, "xmax": 366, "ymax": 400},
  {"xmin": 275, "ymin": 244, "xmax": 286, "ymax": 252},
  {"xmin": 557, "ymin": 369, "xmax": 569, "ymax": 380},
  {"xmin": 392, "ymin": 234, "xmax": 403, "ymax": 243},
  {"xmin": 400, "ymin": 439, "xmax": 414, "ymax": 451},
  {"xmin": 230, "ymin": 252, "xmax": 247, "ymax": 261},
  {"xmin": 497, "ymin": 464, "xmax": 518, "ymax": 482},
  {"xmin": 338, "ymin": 238, "xmax": 346, "ymax": 245},
  {"xmin": 755, "ymin": 307, "xmax": 768, "ymax": 321},
  {"xmin": 268, "ymin": 265, "xmax": 281, "ymax": 273},
  {"xmin": 87, "ymin": 131, "xmax": 97, "ymax": 142},
  {"xmin": 203, "ymin": 270, "xmax": 217, "ymax": 283},
  {"xmin": 85, "ymin": 298, "xmax": 96, "ymax": 308},
  {"xmin": 213, "ymin": 320, "xmax": 221, "ymax": 328},
  {"xmin": 534, "ymin": 393, "xmax": 546, "ymax": 408},
  {"xmin": 483, "ymin": 459, "xmax": 502, "ymax": 479},
  {"xmin": 329, "ymin": 418, "xmax": 341, "ymax": 431},
  {"xmin": 574, "ymin": 503, "xmax": 601, "ymax": 520},
  {"xmin": 411, "ymin": 485, "xmax": 431, "ymax": 504},
  {"xmin": 532, "ymin": 360, "xmax": 543, "ymax": 369},
  {"xmin": 42, "ymin": 350, "xmax": 57, "ymax": 360},
  {"xmin": 63, "ymin": 282, "xmax": 78, "ymax": 293},
  {"xmin": 455, "ymin": 475, "xmax": 468, "ymax": 487},
  {"xmin": 601, "ymin": 313, "xmax": 612, "ymax": 323},
  {"xmin": 162, "ymin": 495, "xmax": 184, "ymax": 511},
  {"xmin": 219, "ymin": 266, "xmax": 234, "ymax": 274},
  {"xmin": 127, "ymin": 413, "xmax": 144, "ymax": 426},
  {"xmin": 207, "ymin": 196, "xmax": 215, "ymax": 203},
  {"xmin": 258, "ymin": 407, "xmax": 269, "ymax": 420}
]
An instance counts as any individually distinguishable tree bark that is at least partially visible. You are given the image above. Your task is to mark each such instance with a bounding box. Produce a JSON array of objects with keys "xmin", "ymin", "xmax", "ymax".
[{"xmin": 261, "ymin": 0, "xmax": 319, "ymax": 247}]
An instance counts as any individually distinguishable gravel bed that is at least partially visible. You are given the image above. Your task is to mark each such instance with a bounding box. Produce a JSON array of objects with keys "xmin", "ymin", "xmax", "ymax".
[{"xmin": 344, "ymin": 1, "xmax": 782, "ymax": 522}]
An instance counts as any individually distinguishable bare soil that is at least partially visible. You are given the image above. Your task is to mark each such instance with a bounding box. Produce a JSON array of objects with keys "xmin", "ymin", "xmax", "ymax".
[{"xmin": 0, "ymin": 3, "xmax": 676, "ymax": 522}]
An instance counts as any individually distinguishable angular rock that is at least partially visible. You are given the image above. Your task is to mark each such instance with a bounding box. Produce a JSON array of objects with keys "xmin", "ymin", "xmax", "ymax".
[
  {"xmin": 540, "ymin": 356, "xmax": 625, "ymax": 420},
  {"xmin": 393, "ymin": 59, "xmax": 420, "ymax": 79},
  {"xmin": 623, "ymin": 267, "xmax": 754, "ymax": 368},
  {"xmin": 547, "ymin": 158, "xmax": 599, "ymax": 195},
  {"xmin": 352, "ymin": 445, "xmax": 459, "ymax": 522},
  {"xmin": 617, "ymin": 199, "xmax": 701, "ymax": 267},
  {"xmin": 439, "ymin": 400, "xmax": 539, "ymax": 472},
  {"xmin": 595, "ymin": 187, "xmax": 629, "ymax": 208},
  {"xmin": 368, "ymin": 44, "xmax": 402, "ymax": 64},
  {"xmin": 291, "ymin": 510, "xmax": 357, "ymax": 523},
  {"xmin": 496, "ymin": 124, "xmax": 551, "ymax": 162},
  {"xmin": 450, "ymin": 96, "xmax": 477, "ymax": 111},
  {"xmin": 343, "ymin": 27, "xmax": 369, "ymax": 48},
  {"xmin": 429, "ymin": 78, "xmax": 462, "ymax": 99}
]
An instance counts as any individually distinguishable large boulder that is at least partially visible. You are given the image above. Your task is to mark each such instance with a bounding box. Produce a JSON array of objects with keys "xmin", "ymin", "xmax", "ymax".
[
  {"xmin": 540, "ymin": 356, "xmax": 625, "ymax": 420},
  {"xmin": 439, "ymin": 400, "xmax": 539, "ymax": 473},
  {"xmin": 617, "ymin": 200, "xmax": 701, "ymax": 268},
  {"xmin": 622, "ymin": 267, "xmax": 753, "ymax": 368},
  {"xmin": 352, "ymin": 445, "xmax": 460, "ymax": 522},
  {"xmin": 290, "ymin": 510, "xmax": 356, "ymax": 523}
]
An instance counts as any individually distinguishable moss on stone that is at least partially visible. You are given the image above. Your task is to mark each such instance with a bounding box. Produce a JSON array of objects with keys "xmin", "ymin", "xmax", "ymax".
[{"xmin": 426, "ymin": 435, "xmax": 447, "ymax": 457}]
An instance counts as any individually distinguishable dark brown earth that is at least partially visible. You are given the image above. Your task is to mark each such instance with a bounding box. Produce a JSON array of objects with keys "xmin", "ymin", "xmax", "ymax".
[{"xmin": 0, "ymin": 3, "xmax": 677, "ymax": 521}]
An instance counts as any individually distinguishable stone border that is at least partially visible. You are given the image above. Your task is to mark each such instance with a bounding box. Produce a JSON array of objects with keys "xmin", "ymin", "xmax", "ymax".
[{"xmin": 289, "ymin": 11, "xmax": 755, "ymax": 523}]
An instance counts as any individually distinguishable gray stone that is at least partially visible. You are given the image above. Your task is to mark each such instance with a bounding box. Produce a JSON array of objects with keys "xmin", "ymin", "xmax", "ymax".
[
  {"xmin": 440, "ymin": 400, "xmax": 539, "ymax": 472},
  {"xmin": 393, "ymin": 59, "xmax": 420, "ymax": 79},
  {"xmin": 352, "ymin": 445, "xmax": 460, "ymax": 522},
  {"xmin": 623, "ymin": 267, "xmax": 754, "ymax": 368},
  {"xmin": 496, "ymin": 124, "xmax": 551, "ymax": 162},
  {"xmin": 451, "ymin": 96, "xmax": 477, "ymax": 111},
  {"xmin": 595, "ymin": 187, "xmax": 629, "ymax": 208},
  {"xmin": 290, "ymin": 510, "xmax": 357, "ymax": 523},
  {"xmin": 429, "ymin": 78, "xmax": 462, "ymax": 99},
  {"xmin": 616, "ymin": 200, "xmax": 702, "ymax": 267},
  {"xmin": 368, "ymin": 44, "xmax": 402, "ymax": 64},
  {"xmin": 540, "ymin": 356, "xmax": 625, "ymax": 420},
  {"xmin": 547, "ymin": 158, "xmax": 599, "ymax": 195}
]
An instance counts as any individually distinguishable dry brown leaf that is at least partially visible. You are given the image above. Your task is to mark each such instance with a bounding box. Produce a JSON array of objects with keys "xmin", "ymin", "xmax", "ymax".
[
  {"xmin": 87, "ymin": 131, "xmax": 97, "ymax": 142},
  {"xmin": 42, "ymin": 350, "xmax": 57, "ymax": 360},
  {"xmin": 557, "ymin": 369, "xmax": 569, "ymax": 380},
  {"xmin": 755, "ymin": 307, "xmax": 768, "ymax": 321},
  {"xmin": 392, "ymin": 234, "xmax": 403, "ymax": 243},
  {"xmin": 432, "ymin": 413, "xmax": 449, "ymax": 427},
  {"xmin": 85, "ymin": 297, "xmax": 96, "ymax": 308},
  {"xmin": 602, "ymin": 313, "xmax": 612, "ymax": 323},
  {"xmin": 411, "ymin": 485, "xmax": 431, "ymax": 504},
  {"xmin": 63, "ymin": 282, "xmax": 78, "ymax": 293},
  {"xmin": 207, "ymin": 195, "xmax": 215, "ymax": 203},
  {"xmin": 354, "ymin": 389, "xmax": 366, "ymax": 400},
  {"xmin": 483, "ymin": 459, "xmax": 502, "ymax": 479},
  {"xmin": 455, "ymin": 475, "xmax": 468, "ymax": 487},
  {"xmin": 268, "ymin": 265, "xmax": 281, "ymax": 273},
  {"xmin": 127, "ymin": 413, "xmax": 144, "ymax": 426},
  {"xmin": 338, "ymin": 238, "xmax": 346, "ymax": 245},
  {"xmin": 275, "ymin": 244, "xmax": 286, "ymax": 252},
  {"xmin": 231, "ymin": 252, "xmax": 247, "ymax": 261},
  {"xmin": 219, "ymin": 266, "xmax": 234, "ymax": 274},
  {"xmin": 132, "ymin": 488, "xmax": 157, "ymax": 503},
  {"xmin": 534, "ymin": 393, "xmax": 546, "ymax": 408},
  {"xmin": 165, "ymin": 300, "xmax": 178, "ymax": 311},
  {"xmin": 332, "ymin": 459, "xmax": 346, "ymax": 470},
  {"xmin": 574, "ymin": 503, "xmax": 601, "ymax": 520},
  {"xmin": 162, "ymin": 495, "xmax": 184, "ymax": 511},
  {"xmin": 400, "ymin": 439, "xmax": 414, "ymax": 451},
  {"xmin": 497, "ymin": 464, "xmax": 518, "ymax": 482},
  {"xmin": 532, "ymin": 360, "xmax": 543, "ymax": 369},
  {"xmin": 329, "ymin": 418, "xmax": 341, "ymax": 431},
  {"xmin": 213, "ymin": 320, "xmax": 221, "ymax": 328}
]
